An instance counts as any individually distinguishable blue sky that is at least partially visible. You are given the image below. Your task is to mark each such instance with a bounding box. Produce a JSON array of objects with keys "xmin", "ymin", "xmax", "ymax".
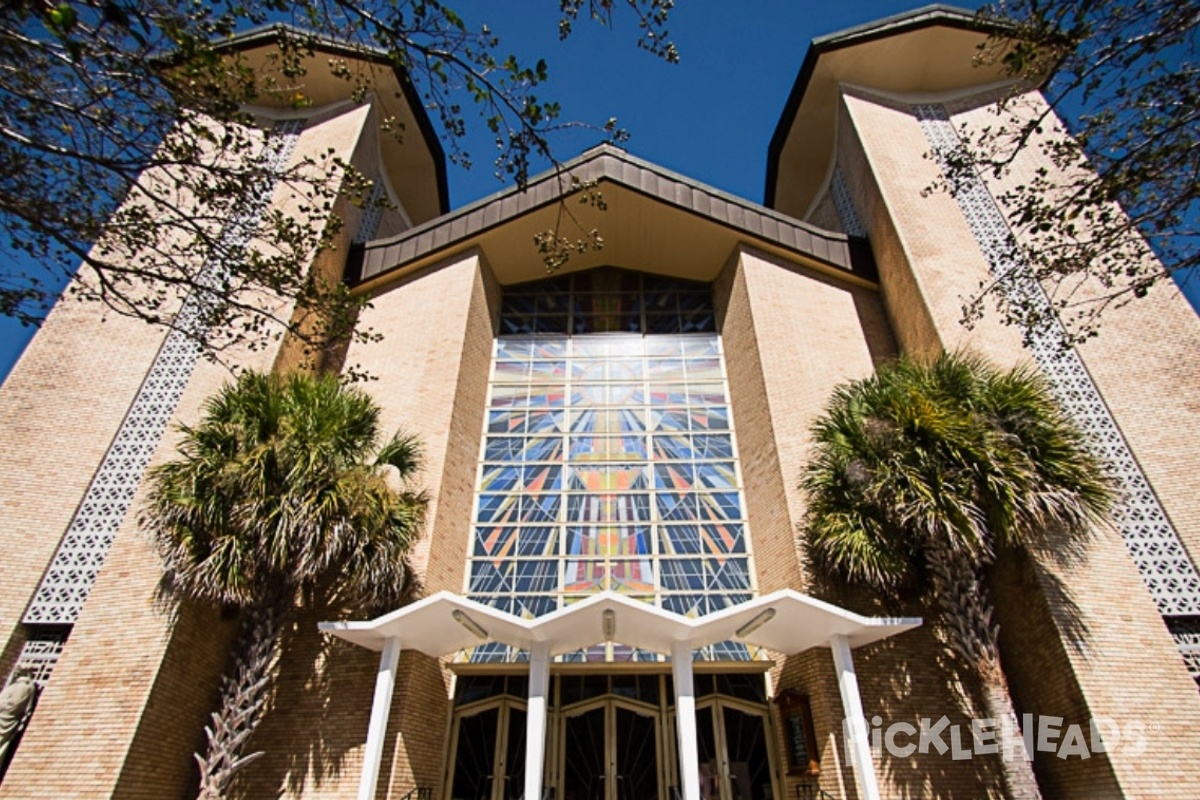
[
  {"xmin": 1, "ymin": 1, "xmax": 1196, "ymax": 381},
  {"xmin": 445, "ymin": 1, "xmax": 928, "ymax": 206}
]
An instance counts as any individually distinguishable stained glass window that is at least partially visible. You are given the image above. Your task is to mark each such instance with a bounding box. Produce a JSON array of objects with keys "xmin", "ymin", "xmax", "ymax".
[{"xmin": 467, "ymin": 268, "xmax": 758, "ymax": 661}]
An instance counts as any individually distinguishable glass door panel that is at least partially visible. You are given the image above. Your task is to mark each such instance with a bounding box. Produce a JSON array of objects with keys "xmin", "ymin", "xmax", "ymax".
[
  {"xmin": 449, "ymin": 703, "xmax": 529, "ymax": 800},
  {"xmin": 720, "ymin": 707, "xmax": 771, "ymax": 800},
  {"xmin": 451, "ymin": 707, "xmax": 501, "ymax": 800},
  {"xmin": 563, "ymin": 707, "xmax": 607, "ymax": 800},
  {"xmin": 694, "ymin": 701, "xmax": 775, "ymax": 800},
  {"xmin": 695, "ymin": 706, "xmax": 720, "ymax": 800},
  {"xmin": 502, "ymin": 708, "xmax": 528, "ymax": 800},
  {"xmin": 614, "ymin": 706, "xmax": 659, "ymax": 800},
  {"xmin": 561, "ymin": 700, "xmax": 663, "ymax": 800}
]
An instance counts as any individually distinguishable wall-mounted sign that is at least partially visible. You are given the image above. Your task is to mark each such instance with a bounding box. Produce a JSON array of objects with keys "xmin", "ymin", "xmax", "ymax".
[{"xmin": 776, "ymin": 690, "xmax": 819, "ymax": 776}]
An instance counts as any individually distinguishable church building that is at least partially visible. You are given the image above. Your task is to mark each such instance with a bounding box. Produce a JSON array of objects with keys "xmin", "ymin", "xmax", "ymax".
[{"xmin": 2, "ymin": 6, "xmax": 1199, "ymax": 800}]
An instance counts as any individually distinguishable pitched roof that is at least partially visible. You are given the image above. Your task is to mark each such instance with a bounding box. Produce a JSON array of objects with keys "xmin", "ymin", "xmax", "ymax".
[
  {"xmin": 350, "ymin": 144, "xmax": 875, "ymax": 288},
  {"xmin": 764, "ymin": 5, "xmax": 1032, "ymax": 217},
  {"xmin": 217, "ymin": 24, "xmax": 449, "ymax": 221}
]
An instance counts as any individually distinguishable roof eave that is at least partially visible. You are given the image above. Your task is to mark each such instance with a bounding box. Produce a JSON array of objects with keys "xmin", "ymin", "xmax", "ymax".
[
  {"xmin": 764, "ymin": 4, "xmax": 1039, "ymax": 211},
  {"xmin": 348, "ymin": 144, "xmax": 877, "ymax": 291},
  {"xmin": 214, "ymin": 24, "xmax": 449, "ymax": 216}
]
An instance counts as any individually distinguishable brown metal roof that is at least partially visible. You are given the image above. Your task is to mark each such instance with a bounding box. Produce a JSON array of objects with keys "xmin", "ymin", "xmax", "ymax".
[{"xmin": 351, "ymin": 144, "xmax": 875, "ymax": 286}]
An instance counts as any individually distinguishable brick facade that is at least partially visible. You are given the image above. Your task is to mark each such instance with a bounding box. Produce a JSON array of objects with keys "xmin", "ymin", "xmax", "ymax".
[
  {"xmin": 818, "ymin": 82, "xmax": 1200, "ymax": 799},
  {"xmin": 0, "ymin": 98, "xmax": 408, "ymax": 800}
]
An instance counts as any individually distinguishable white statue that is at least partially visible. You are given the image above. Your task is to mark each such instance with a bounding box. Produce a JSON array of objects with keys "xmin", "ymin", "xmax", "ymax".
[{"xmin": 0, "ymin": 673, "xmax": 37, "ymax": 773}]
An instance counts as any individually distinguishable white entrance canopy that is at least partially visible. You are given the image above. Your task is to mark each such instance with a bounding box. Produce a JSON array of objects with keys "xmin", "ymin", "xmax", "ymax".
[
  {"xmin": 320, "ymin": 590, "xmax": 920, "ymax": 800},
  {"xmin": 320, "ymin": 588, "xmax": 919, "ymax": 657}
]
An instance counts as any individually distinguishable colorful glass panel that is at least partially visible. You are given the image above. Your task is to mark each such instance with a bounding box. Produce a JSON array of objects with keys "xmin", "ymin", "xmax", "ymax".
[{"xmin": 466, "ymin": 268, "xmax": 757, "ymax": 661}]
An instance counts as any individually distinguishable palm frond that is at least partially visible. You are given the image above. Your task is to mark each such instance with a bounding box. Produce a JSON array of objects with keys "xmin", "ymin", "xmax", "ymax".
[
  {"xmin": 140, "ymin": 370, "xmax": 428, "ymax": 612},
  {"xmin": 801, "ymin": 350, "xmax": 1115, "ymax": 589}
]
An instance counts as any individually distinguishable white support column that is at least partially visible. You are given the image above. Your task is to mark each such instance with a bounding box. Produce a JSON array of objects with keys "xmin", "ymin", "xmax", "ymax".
[
  {"xmin": 358, "ymin": 637, "xmax": 402, "ymax": 800},
  {"xmin": 671, "ymin": 640, "xmax": 701, "ymax": 800},
  {"xmin": 523, "ymin": 641, "xmax": 551, "ymax": 800},
  {"xmin": 830, "ymin": 634, "xmax": 882, "ymax": 800}
]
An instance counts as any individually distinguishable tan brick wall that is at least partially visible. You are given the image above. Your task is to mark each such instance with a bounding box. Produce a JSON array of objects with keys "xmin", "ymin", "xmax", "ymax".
[
  {"xmin": 947, "ymin": 87, "xmax": 1200, "ymax": 799},
  {"xmin": 228, "ymin": 607, "xmax": 451, "ymax": 800},
  {"xmin": 775, "ymin": 600, "xmax": 1013, "ymax": 800},
  {"xmin": 0, "ymin": 337, "xmax": 280, "ymax": 800},
  {"xmin": 112, "ymin": 600, "xmax": 240, "ymax": 799},
  {"xmin": 773, "ymin": 650, "xmax": 852, "ymax": 800},
  {"xmin": 833, "ymin": 83, "xmax": 1200, "ymax": 798},
  {"xmin": 988, "ymin": 520, "xmax": 1200, "ymax": 799},
  {"xmin": 0, "ymin": 289, "xmax": 171, "ymax": 680},
  {"xmin": 718, "ymin": 245, "xmax": 895, "ymax": 592},
  {"xmin": 424, "ymin": 253, "xmax": 501, "ymax": 598},
  {"xmin": 950, "ymin": 89, "xmax": 1200, "ymax": 581},
  {"xmin": 713, "ymin": 250, "xmax": 800, "ymax": 598},
  {"xmin": 990, "ymin": 547, "xmax": 1126, "ymax": 798},
  {"xmin": 270, "ymin": 102, "xmax": 381, "ymax": 375},
  {"xmin": 385, "ymin": 654, "xmax": 452, "ymax": 799},
  {"xmin": 1066, "ymin": 239, "xmax": 1200, "ymax": 568},
  {"xmin": 714, "ymin": 244, "xmax": 997, "ymax": 800},
  {"xmin": 0, "ymin": 101, "xmax": 383, "ymax": 799},
  {"xmin": 838, "ymin": 88, "xmax": 1031, "ymax": 365},
  {"xmin": 343, "ymin": 249, "xmax": 497, "ymax": 597},
  {"xmin": 324, "ymin": 249, "xmax": 498, "ymax": 798}
]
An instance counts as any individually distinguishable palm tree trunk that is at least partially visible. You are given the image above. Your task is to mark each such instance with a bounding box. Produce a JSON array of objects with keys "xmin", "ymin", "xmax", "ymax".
[
  {"xmin": 980, "ymin": 659, "xmax": 1041, "ymax": 800},
  {"xmin": 196, "ymin": 596, "xmax": 286, "ymax": 800},
  {"xmin": 926, "ymin": 545, "xmax": 1042, "ymax": 800}
]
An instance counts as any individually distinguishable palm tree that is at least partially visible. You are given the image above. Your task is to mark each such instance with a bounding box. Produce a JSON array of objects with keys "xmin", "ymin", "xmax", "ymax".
[
  {"xmin": 800, "ymin": 352, "xmax": 1112, "ymax": 800},
  {"xmin": 141, "ymin": 370, "xmax": 426, "ymax": 800}
]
